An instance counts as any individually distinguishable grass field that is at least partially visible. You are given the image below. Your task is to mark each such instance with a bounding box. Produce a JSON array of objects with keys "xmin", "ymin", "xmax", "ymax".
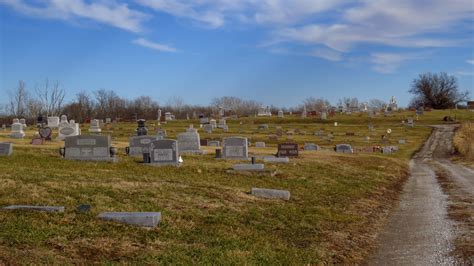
[{"xmin": 0, "ymin": 110, "xmax": 472, "ymax": 264}]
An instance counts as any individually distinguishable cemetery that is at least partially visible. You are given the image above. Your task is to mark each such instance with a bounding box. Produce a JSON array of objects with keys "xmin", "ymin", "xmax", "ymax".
[{"xmin": 0, "ymin": 109, "xmax": 472, "ymax": 264}]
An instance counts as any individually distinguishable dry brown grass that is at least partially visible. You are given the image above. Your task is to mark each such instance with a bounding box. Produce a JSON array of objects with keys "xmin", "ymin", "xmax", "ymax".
[{"xmin": 453, "ymin": 122, "xmax": 474, "ymax": 168}]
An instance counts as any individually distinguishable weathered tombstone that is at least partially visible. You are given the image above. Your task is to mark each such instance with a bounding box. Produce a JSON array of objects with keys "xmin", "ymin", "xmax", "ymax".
[
  {"xmin": 177, "ymin": 131, "xmax": 204, "ymax": 154},
  {"xmin": 61, "ymin": 135, "xmax": 117, "ymax": 162},
  {"xmin": 398, "ymin": 139, "xmax": 406, "ymax": 144},
  {"xmin": 19, "ymin": 118, "xmax": 27, "ymax": 130},
  {"xmin": 233, "ymin": 163, "xmax": 264, "ymax": 171},
  {"xmin": 105, "ymin": 118, "xmax": 112, "ymax": 124},
  {"xmin": 222, "ymin": 137, "xmax": 248, "ymax": 159},
  {"xmin": 127, "ymin": 136, "xmax": 156, "ymax": 157},
  {"xmin": 407, "ymin": 118, "xmax": 414, "ymax": 128},
  {"xmin": 251, "ymin": 188, "xmax": 290, "ymax": 201},
  {"xmin": 3, "ymin": 205, "xmax": 64, "ymax": 212},
  {"xmin": 277, "ymin": 143, "xmax": 299, "ymax": 157},
  {"xmin": 31, "ymin": 134, "xmax": 44, "ymax": 145},
  {"xmin": 335, "ymin": 144, "xmax": 353, "ymax": 153},
  {"xmin": 263, "ymin": 156, "xmax": 289, "ymax": 163},
  {"xmin": 255, "ymin": 142, "xmax": 266, "ymax": 148},
  {"xmin": 10, "ymin": 119, "xmax": 25, "ymax": 139},
  {"xmin": 156, "ymin": 128, "xmax": 166, "ymax": 139},
  {"xmin": 200, "ymin": 117, "xmax": 209, "ymax": 124},
  {"xmin": 157, "ymin": 109, "xmax": 162, "ymax": 121},
  {"xmin": 97, "ymin": 212, "xmax": 161, "ymax": 227},
  {"xmin": 382, "ymin": 146, "xmax": 398, "ymax": 154},
  {"xmin": 321, "ymin": 112, "xmax": 327, "ymax": 120},
  {"xmin": 208, "ymin": 140, "xmax": 220, "ymax": 147},
  {"xmin": 0, "ymin": 142, "xmax": 13, "ymax": 156},
  {"xmin": 218, "ymin": 119, "xmax": 226, "ymax": 129},
  {"xmin": 210, "ymin": 119, "xmax": 217, "ymax": 129},
  {"xmin": 149, "ymin": 139, "xmax": 180, "ymax": 166},
  {"xmin": 88, "ymin": 119, "xmax": 102, "ymax": 133},
  {"xmin": 304, "ymin": 143, "xmax": 320, "ymax": 151},
  {"xmin": 278, "ymin": 110, "xmax": 284, "ymax": 118},
  {"xmin": 47, "ymin": 116, "xmax": 60, "ymax": 128},
  {"xmin": 203, "ymin": 124, "xmax": 213, "ymax": 133},
  {"xmin": 1, "ymin": 124, "xmax": 6, "ymax": 131}
]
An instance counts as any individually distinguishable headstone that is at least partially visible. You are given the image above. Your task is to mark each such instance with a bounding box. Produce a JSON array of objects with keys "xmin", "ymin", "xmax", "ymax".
[
  {"xmin": 315, "ymin": 130, "xmax": 325, "ymax": 136},
  {"xmin": 165, "ymin": 112, "xmax": 173, "ymax": 121},
  {"xmin": 200, "ymin": 117, "xmax": 209, "ymax": 124},
  {"xmin": 407, "ymin": 118, "xmax": 414, "ymax": 128},
  {"xmin": 39, "ymin": 127, "xmax": 52, "ymax": 140},
  {"xmin": 276, "ymin": 127, "xmax": 283, "ymax": 137},
  {"xmin": 210, "ymin": 119, "xmax": 217, "ymax": 129},
  {"xmin": 255, "ymin": 142, "xmax": 266, "ymax": 148},
  {"xmin": 58, "ymin": 122, "xmax": 78, "ymax": 140},
  {"xmin": 335, "ymin": 144, "xmax": 353, "ymax": 153},
  {"xmin": 47, "ymin": 116, "xmax": 60, "ymax": 128},
  {"xmin": 258, "ymin": 124, "xmax": 269, "ymax": 130},
  {"xmin": 31, "ymin": 135, "xmax": 44, "ymax": 145},
  {"xmin": 301, "ymin": 106, "xmax": 307, "ymax": 118},
  {"xmin": 149, "ymin": 139, "xmax": 180, "ymax": 166},
  {"xmin": 200, "ymin": 139, "xmax": 208, "ymax": 146},
  {"xmin": 320, "ymin": 112, "xmax": 327, "ymax": 120},
  {"xmin": 62, "ymin": 135, "xmax": 117, "ymax": 162},
  {"xmin": 10, "ymin": 119, "xmax": 25, "ymax": 139},
  {"xmin": 76, "ymin": 204, "xmax": 91, "ymax": 213},
  {"xmin": 277, "ymin": 143, "xmax": 299, "ymax": 157},
  {"xmin": 304, "ymin": 143, "xmax": 320, "ymax": 151},
  {"xmin": 218, "ymin": 119, "xmax": 226, "ymax": 129},
  {"xmin": 127, "ymin": 136, "xmax": 156, "ymax": 157},
  {"xmin": 88, "ymin": 119, "xmax": 102, "ymax": 133},
  {"xmin": 263, "ymin": 156, "xmax": 289, "ymax": 163},
  {"xmin": 251, "ymin": 188, "xmax": 290, "ymax": 201},
  {"xmin": 203, "ymin": 124, "xmax": 213, "ymax": 134},
  {"xmin": 208, "ymin": 140, "xmax": 220, "ymax": 147},
  {"xmin": 97, "ymin": 212, "xmax": 161, "ymax": 227},
  {"xmin": 222, "ymin": 137, "xmax": 248, "ymax": 159},
  {"xmin": 177, "ymin": 131, "xmax": 203, "ymax": 154},
  {"xmin": 233, "ymin": 164, "xmax": 264, "ymax": 171},
  {"xmin": 19, "ymin": 118, "xmax": 27, "ymax": 130},
  {"xmin": 0, "ymin": 143, "xmax": 13, "ymax": 156},
  {"xmin": 278, "ymin": 110, "xmax": 284, "ymax": 118},
  {"xmin": 398, "ymin": 139, "xmax": 406, "ymax": 144},
  {"xmin": 157, "ymin": 109, "xmax": 162, "ymax": 120},
  {"xmin": 105, "ymin": 118, "xmax": 112, "ymax": 124},
  {"xmin": 156, "ymin": 128, "xmax": 166, "ymax": 139},
  {"xmin": 3, "ymin": 205, "xmax": 64, "ymax": 212}
]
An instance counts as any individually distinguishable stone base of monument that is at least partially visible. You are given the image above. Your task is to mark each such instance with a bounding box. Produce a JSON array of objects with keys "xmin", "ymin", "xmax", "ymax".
[
  {"xmin": 97, "ymin": 212, "xmax": 161, "ymax": 228},
  {"xmin": 263, "ymin": 156, "xmax": 289, "ymax": 163},
  {"xmin": 3, "ymin": 205, "xmax": 65, "ymax": 212},
  {"xmin": 10, "ymin": 133, "xmax": 25, "ymax": 139},
  {"xmin": 148, "ymin": 162, "xmax": 182, "ymax": 167},
  {"xmin": 251, "ymin": 188, "xmax": 290, "ymax": 200},
  {"xmin": 88, "ymin": 128, "xmax": 102, "ymax": 133}
]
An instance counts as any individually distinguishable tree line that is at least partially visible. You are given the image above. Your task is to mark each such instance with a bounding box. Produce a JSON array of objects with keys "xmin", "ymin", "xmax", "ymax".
[{"xmin": 1, "ymin": 72, "xmax": 470, "ymax": 124}]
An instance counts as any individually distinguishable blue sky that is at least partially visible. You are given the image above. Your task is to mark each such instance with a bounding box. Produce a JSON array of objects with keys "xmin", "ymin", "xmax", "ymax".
[{"xmin": 1, "ymin": 0, "xmax": 473, "ymax": 108}]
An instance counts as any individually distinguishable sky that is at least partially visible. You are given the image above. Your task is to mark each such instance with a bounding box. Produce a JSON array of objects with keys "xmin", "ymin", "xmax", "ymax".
[{"xmin": 0, "ymin": 0, "xmax": 473, "ymax": 108}]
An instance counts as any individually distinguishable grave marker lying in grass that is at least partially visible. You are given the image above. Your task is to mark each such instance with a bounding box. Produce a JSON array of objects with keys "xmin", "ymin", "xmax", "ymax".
[
  {"xmin": 251, "ymin": 188, "xmax": 290, "ymax": 200},
  {"xmin": 97, "ymin": 212, "xmax": 161, "ymax": 228},
  {"xmin": 3, "ymin": 205, "xmax": 64, "ymax": 212}
]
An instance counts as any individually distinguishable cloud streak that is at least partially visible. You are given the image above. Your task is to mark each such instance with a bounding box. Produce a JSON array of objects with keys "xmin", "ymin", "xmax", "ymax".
[
  {"xmin": 133, "ymin": 38, "xmax": 178, "ymax": 52},
  {"xmin": 0, "ymin": 0, "xmax": 148, "ymax": 32}
]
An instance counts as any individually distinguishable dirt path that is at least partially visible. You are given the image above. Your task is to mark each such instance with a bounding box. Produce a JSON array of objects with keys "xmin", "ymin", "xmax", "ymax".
[{"xmin": 368, "ymin": 125, "xmax": 473, "ymax": 265}]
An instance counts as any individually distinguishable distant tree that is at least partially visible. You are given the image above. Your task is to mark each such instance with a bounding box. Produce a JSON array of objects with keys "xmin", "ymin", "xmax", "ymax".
[
  {"xmin": 302, "ymin": 97, "xmax": 330, "ymax": 112},
  {"xmin": 409, "ymin": 72, "xmax": 469, "ymax": 109},
  {"xmin": 94, "ymin": 89, "xmax": 124, "ymax": 119},
  {"xmin": 369, "ymin": 99, "xmax": 386, "ymax": 111},
  {"xmin": 36, "ymin": 79, "xmax": 66, "ymax": 116},
  {"xmin": 211, "ymin": 96, "xmax": 261, "ymax": 116},
  {"xmin": 8, "ymin": 80, "xmax": 29, "ymax": 117}
]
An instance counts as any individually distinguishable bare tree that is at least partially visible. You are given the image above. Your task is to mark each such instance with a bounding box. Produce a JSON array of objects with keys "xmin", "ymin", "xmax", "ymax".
[
  {"xmin": 8, "ymin": 80, "xmax": 29, "ymax": 117},
  {"xmin": 27, "ymin": 98, "xmax": 43, "ymax": 118},
  {"xmin": 369, "ymin": 99, "xmax": 386, "ymax": 111},
  {"xmin": 94, "ymin": 89, "xmax": 125, "ymax": 119},
  {"xmin": 409, "ymin": 72, "xmax": 469, "ymax": 109},
  {"xmin": 36, "ymin": 79, "xmax": 66, "ymax": 116},
  {"xmin": 302, "ymin": 97, "xmax": 330, "ymax": 112}
]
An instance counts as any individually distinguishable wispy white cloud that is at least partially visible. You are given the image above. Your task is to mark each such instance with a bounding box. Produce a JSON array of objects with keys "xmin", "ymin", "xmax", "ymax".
[
  {"xmin": 467, "ymin": 59, "xmax": 474, "ymax": 65},
  {"xmin": 133, "ymin": 38, "xmax": 178, "ymax": 52},
  {"xmin": 370, "ymin": 53, "xmax": 423, "ymax": 74},
  {"xmin": 0, "ymin": 0, "xmax": 148, "ymax": 32},
  {"xmin": 455, "ymin": 71, "xmax": 474, "ymax": 76},
  {"xmin": 309, "ymin": 47, "xmax": 342, "ymax": 61}
]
